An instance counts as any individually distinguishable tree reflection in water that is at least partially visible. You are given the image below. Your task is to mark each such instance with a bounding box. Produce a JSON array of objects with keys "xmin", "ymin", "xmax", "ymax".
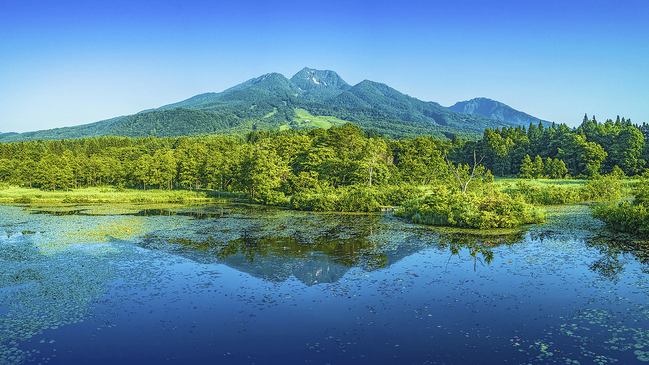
[
  {"xmin": 587, "ymin": 231, "xmax": 649, "ymax": 281},
  {"xmin": 438, "ymin": 231, "xmax": 525, "ymax": 271}
]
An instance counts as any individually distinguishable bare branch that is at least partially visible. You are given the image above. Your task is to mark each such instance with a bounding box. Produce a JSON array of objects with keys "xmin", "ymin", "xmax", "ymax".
[{"xmin": 445, "ymin": 150, "xmax": 486, "ymax": 194}]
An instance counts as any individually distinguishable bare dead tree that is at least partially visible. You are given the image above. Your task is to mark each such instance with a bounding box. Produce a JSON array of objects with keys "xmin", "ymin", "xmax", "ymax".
[{"xmin": 444, "ymin": 150, "xmax": 485, "ymax": 194}]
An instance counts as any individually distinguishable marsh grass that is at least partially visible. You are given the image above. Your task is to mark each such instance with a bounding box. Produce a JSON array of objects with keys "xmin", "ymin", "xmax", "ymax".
[
  {"xmin": 0, "ymin": 186, "xmax": 240, "ymax": 205},
  {"xmin": 496, "ymin": 177, "xmax": 634, "ymax": 192},
  {"xmin": 495, "ymin": 177, "xmax": 634, "ymax": 205}
]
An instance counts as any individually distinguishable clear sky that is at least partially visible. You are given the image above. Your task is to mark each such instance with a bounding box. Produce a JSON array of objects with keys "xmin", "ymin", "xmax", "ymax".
[{"xmin": 1, "ymin": 0, "xmax": 648, "ymax": 133}]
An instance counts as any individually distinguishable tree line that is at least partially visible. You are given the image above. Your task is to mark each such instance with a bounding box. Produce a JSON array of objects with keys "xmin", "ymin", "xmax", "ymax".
[
  {"xmin": 461, "ymin": 114, "xmax": 646, "ymax": 178},
  {"xmin": 0, "ymin": 115, "xmax": 645, "ymax": 201},
  {"xmin": 0, "ymin": 124, "xmax": 452, "ymax": 201}
]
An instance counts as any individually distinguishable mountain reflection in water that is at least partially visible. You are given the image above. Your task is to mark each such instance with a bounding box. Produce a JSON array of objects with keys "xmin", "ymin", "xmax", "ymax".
[
  {"xmin": 3, "ymin": 204, "xmax": 649, "ymax": 365},
  {"xmin": 135, "ymin": 205, "xmax": 527, "ymax": 285}
]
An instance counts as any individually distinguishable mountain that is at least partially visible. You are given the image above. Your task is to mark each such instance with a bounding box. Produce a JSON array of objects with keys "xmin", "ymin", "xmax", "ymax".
[
  {"xmin": 447, "ymin": 97, "xmax": 549, "ymax": 126},
  {"xmin": 290, "ymin": 67, "xmax": 351, "ymax": 102},
  {"xmin": 326, "ymin": 80, "xmax": 518, "ymax": 131},
  {"xmin": 0, "ymin": 69, "xmax": 537, "ymax": 142}
]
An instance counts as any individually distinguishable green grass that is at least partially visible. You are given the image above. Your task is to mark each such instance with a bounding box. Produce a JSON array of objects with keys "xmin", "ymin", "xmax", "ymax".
[
  {"xmin": 279, "ymin": 108, "xmax": 348, "ymax": 131},
  {"xmin": 263, "ymin": 108, "xmax": 277, "ymax": 119},
  {"xmin": 494, "ymin": 177, "xmax": 634, "ymax": 197},
  {"xmin": 494, "ymin": 177, "xmax": 587, "ymax": 189},
  {"xmin": 0, "ymin": 186, "xmax": 241, "ymax": 205}
]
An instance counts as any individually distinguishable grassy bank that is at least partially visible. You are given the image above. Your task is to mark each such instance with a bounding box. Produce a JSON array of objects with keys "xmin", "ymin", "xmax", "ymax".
[
  {"xmin": 495, "ymin": 177, "xmax": 634, "ymax": 194},
  {"xmin": 494, "ymin": 177, "xmax": 633, "ymax": 205},
  {"xmin": 0, "ymin": 186, "xmax": 242, "ymax": 205}
]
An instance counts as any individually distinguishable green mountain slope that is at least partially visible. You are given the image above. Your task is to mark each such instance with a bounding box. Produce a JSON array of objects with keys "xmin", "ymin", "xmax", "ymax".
[
  {"xmin": 0, "ymin": 116, "xmax": 127, "ymax": 143},
  {"xmin": 0, "ymin": 68, "xmax": 536, "ymax": 142},
  {"xmin": 329, "ymin": 80, "xmax": 523, "ymax": 131},
  {"xmin": 447, "ymin": 97, "xmax": 549, "ymax": 126}
]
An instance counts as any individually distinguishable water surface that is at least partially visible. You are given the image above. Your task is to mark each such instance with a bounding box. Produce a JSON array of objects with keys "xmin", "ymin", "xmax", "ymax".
[{"xmin": 1, "ymin": 204, "xmax": 648, "ymax": 364}]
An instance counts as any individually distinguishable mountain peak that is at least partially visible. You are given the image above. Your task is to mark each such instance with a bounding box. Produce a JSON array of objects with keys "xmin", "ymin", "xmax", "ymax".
[
  {"xmin": 0, "ymin": 67, "xmax": 539, "ymax": 143},
  {"xmin": 290, "ymin": 67, "xmax": 350, "ymax": 102},
  {"xmin": 291, "ymin": 68, "xmax": 349, "ymax": 89},
  {"xmin": 447, "ymin": 97, "xmax": 548, "ymax": 126}
]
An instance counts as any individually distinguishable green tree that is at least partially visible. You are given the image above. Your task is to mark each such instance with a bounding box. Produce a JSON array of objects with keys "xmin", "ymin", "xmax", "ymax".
[
  {"xmin": 133, "ymin": 154, "xmax": 154, "ymax": 190},
  {"xmin": 178, "ymin": 143, "xmax": 207, "ymax": 190},
  {"xmin": 157, "ymin": 149, "xmax": 177, "ymax": 190},
  {"xmin": 519, "ymin": 155, "xmax": 533, "ymax": 178},
  {"xmin": 551, "ymin": 159, "xmax": 568, "ymax": 179},
  {"xmin": 17, "ymin": 157, "xmax": 36, "ymax": 188},
  {"xmin": 35, "ymin": 153, "xmax": 74, "ymax": 191},
  {"xmin": 532, "ymin": 155, "xmax": 544, "ymax": 178},
  {"xmin": 237, "ymin": 142, "xmax": 288, "ymax": 202},
  {"xmin": 0, "ymin": 159, "xmax": 14, "ymax": 184},
  {"xmin": 612, "ymin": 126, "xmax": 644, "ymax": 175},
  {"xmin": 362, "ymin": 137, "xmax": 389, "ymax": 188},
  {"xmin": 396, "ymin": 137, "xmax": 449, "ymax": 186},
  {"xmin": 581, "ymin": 141, "xmax": 608, "ymax": 177}
]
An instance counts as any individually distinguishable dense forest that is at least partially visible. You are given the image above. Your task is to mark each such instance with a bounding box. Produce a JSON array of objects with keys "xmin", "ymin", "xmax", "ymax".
[
  {"xmin": 469, "ymin": 114, "xmax": 646, "ymax": 178},
  {"xmin": 0, "ymin": 115, "xmax": 646, "ymax": 229},
  {"xmin": 0, "ymin": 123, "xmax": 449, "ymax": 197},
  {"xmin": 1, "ymin": 115, "xmax": 647, "ymax": 193}
]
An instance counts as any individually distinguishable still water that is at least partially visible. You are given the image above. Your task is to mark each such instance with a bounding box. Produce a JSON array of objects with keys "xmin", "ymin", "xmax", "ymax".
[{"xmin": 1, "ymin": 204, "xmax": 648, "ymax": 364}]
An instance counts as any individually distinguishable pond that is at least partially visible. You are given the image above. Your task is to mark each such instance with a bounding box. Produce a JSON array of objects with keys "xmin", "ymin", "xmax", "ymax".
[{"xmin": 1, "ymin": 203, "xmax": 648, "ymax": 364}]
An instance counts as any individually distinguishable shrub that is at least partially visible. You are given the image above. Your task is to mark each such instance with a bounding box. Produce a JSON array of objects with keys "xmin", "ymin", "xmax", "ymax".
[
  {"xmin": 13, "ymin": 195, "xmax": 33, "ymax": 204},
  {"xmin": 581, "ymin": 177, "xmax": 621, "ymax": 202},
  {"xmin": 542, "ymin": 185, "xmax": 581, "ymax": 205},
  {"xmin": 633, "ymin": 176, "xmax": 649, "ymax": 206},
  {"xmin": 590, "ymin": 174, "xmax": 649, "ymax": 236},
  {"xmin": 61, "ymin": 196, "xmax": 97, "ymax": 204},
  {"xmin": 591, "ymin": 201, "xmax": 649, "ymax": 237},
  {"xmin": 258, "ymin": 190, "xmax": 288, "ymax": 206},
  {"xmin": 377, "ymin": 184, "xmax": 423, "ymax": 206},
  {"xmin": 165, "ymin": 193, "xmax": 186, "ymax": 203},
  {"xmin": 510, "ymin": 178, "xmax": 620, "ymax": 205},
  {"xmin": 290, "ymin": 190, "xmax": 339, "ymax": 212},
  {"xmin": 337, "ymin": 186, "xmax": 381, "ymax": 212},
  {"xmin": 395, "ymin": 188, "xmax": 544, "ymax": 229}
]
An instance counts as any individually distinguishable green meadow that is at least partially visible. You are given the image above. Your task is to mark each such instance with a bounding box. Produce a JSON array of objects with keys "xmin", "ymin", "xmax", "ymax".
[{"xmin": 0, "ymin": 186, "xmax": 239, "ymax": 205}]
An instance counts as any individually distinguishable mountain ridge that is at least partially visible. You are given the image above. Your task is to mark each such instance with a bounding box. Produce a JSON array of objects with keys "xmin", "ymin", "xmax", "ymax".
[
  {"xmin": 447, "ymin": 97, "xmax": 549, "ymax": 126},
  {"xmin": 0, "ymin": 68, "xmax": 547, "ymax": 142}
]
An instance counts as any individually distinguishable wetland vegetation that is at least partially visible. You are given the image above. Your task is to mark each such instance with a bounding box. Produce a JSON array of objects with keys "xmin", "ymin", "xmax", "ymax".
[
  {"xmin": 2, "ymin": 115, "xmax": 649, "ymax": 363},
  {"xmin": 1, "ymin": 114, "xmax": 647, "ymax": 230}
]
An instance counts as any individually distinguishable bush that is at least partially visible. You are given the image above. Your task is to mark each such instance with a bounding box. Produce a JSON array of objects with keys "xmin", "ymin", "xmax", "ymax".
[
  {"xmin": 13, "ymin": 195, "xmax": 33, "ymax": 204},
  {"xmin": 633, "ymin": 175, "xmax": 649, "ymax": 206},
  {"xmin": 290, "ymin": 190, "xmax": 339, "ymax": 211},
  {"xmin": 511, "ymin": 181, "xmax": 580, "ymax": 205},
  {"xmin": 258, "ymin": 190, "xmax": 289, "ymax": 206},
  {"xmin": 591, "ymin": 201, "xmax": 649, "ymax": 237},
  {"xmin": 165, "ymin": 193, "xmax": 186, "ymax": 203},
  {"xmin": 395, "ymin": 188, "xmax": 544, "ymax": 229},
  {"xmin": 581, "ymin": 177, "xmax": 621, "ymax": 202},
  {"xmin": 337, "ymin": 186, "xmax": 381, "ymax": 212},
  {"xmin": 590, "ymin": 174, "xmax": 649, "ymax": 236},
  {"xmin": 378, "ymin": 184, "xmax": 423, "ymax": 206},
  {"xmin": 62, "ymin": 196, "xmax": 94, "ymax": 204},
  {"xmin": 395, "ymin": 187, "xmax": 470, "ymax": 226},
  {"xmin": 290, "ymin": 186, "xmax": 383, "ymax": 212}
]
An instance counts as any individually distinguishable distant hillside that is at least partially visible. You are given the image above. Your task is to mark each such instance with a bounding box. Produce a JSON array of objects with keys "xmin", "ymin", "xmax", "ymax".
[
  {"xmin": 0, "ymin": 69, "xmax": 537, "ymax": 142},
  {"xmin": 327, "ymin": 80, "xmax": 518, "ymax": 131},
  {"xmin": 447, "ymin": 97, "xmax": 549, "ymax": 126}
]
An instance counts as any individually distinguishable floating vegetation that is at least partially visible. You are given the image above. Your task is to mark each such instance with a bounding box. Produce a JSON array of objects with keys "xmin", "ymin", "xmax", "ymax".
[{"xmin": 0, "ymin": 203, "xmax": 648, "ymax": 364}]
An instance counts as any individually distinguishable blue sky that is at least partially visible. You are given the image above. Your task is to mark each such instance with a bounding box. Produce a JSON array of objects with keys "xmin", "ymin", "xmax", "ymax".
[{"xmin": 1, "ymin": 0, "xmax": 648, "ymax": 133}]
